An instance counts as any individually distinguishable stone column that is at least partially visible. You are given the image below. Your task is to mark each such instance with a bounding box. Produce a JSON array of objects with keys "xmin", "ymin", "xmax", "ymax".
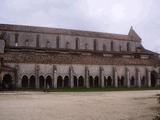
[
  {"xmin": 35, "ymin": 64, "xmax": 39, "ymax": 89},
  {"xmin": 69, "ymin": 66, "xmax": 74, "ymax": 88},
  {"xmin": 113, "ymin": 67, "xmax": 118, "ymax": 88},
  {"xmin": 126, "ymin": 68, "xmax": 130, "ymax": 88},
  {"xmin": 53, "ymin": 65, "xmax": 57, "ymax": 88},
  {"xmin": 100, "ymin": 67, "xmax": 104, "ymax": 88},
  {"xmin": 15, "ymin": 64, "xmax": 20, "ymax": 88},
  {"xmin": 147, "ymin": 70, "xmax": 151, "ymax": 87},
  {"xmin": 137, "ymin": 71, "xmax": 141, "ymax": 88},
  {"xmin": 85, "ymin": 66, "xmax": 89, "ymax": 88}
]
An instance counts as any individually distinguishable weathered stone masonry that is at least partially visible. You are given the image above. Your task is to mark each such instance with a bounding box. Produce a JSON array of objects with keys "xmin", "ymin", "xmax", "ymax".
[{"xmin": 0, "ymin": 24, "xmax": 160, "ymax": 90}]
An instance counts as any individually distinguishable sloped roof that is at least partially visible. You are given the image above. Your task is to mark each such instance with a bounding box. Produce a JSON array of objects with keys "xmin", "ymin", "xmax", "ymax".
[{"xmin": 0, "ymin": 23, "xmax": 141, "ymax": 42}]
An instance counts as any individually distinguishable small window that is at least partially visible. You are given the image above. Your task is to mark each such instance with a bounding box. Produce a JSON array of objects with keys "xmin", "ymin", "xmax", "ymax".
[
  {"xmin": 36, "ymin": 34, "xmax": 40, "ymax": 48},
  {"xmin": 119, "ymin": 45, "xmax": 122, "ymax": 52},
  {"xmin": 75, "ymin": 37, "xmax": 79, "ymax": 50},
  {"xmin": 111, "ymin": 41, "xmax": 114, "ymax": 51},
  {"xmin": 103, "ymin": 44, "xmax": 106, "ymax": 51},
  {"xmin": 25, "ymin": 39, "xmax": 29, "ymax": 47},
  {"xmin": 46, "ymin": 41, "xmax": 50, "ymax": 48},
  {"xmin": 56, "ymin": 36, "xmax": 60, "ymax": 48},
  {"xmin": 85, "ymin": 43, "xmax": 88, "ymax": 50},
  {"xmin": 94, "ymin": 39, "xmax": 97, "ymax": 51},
  {"xmin": 66, "ymin": 42, "xmax": 70, "ymax": 49},
  {"xmin": 15, "ymin": 33, "xmax": 19, "ymax": 46},
  {"xmin": 127, "ymin": 42, "xmax": 131, "ymax": 51}
]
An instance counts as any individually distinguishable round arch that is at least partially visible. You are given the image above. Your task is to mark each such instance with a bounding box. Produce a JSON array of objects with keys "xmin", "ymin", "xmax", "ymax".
[
  {"xmin": 73, "ymin": 76, "xmax": 78, "ymax": 88},
  {"xmin": 64, "ymin": 76, "xmax": 69, "ymax": 88},
  {"xmin": 94, "ymin": 76, "xmax": 99, "ymax": 87},
  {"xmin": 39, "ymin": 76, "xmax": 45, "ymax": 88},
  {"xmin": 151, "ymin": 71, "xmax": 157, "ymax": 87},
  {"xmin": 57, "ymin": 76, "xmax": 63, "ymax": 88},
  {"xmin": 141, "ymin": 76, "xmax": 146, "ymax": 87},
  {"xmin": 21, "ymin": 75, "xmax": 29, "ymax": 88},
  {"xmin": 2, "ymin": 74, "xmax": 13, "ymax": 90},
  {"xmin": 107, "ymin": 76, "xmax": 112, "ymax": 87},
  {"xmin": 89, "ymin": 76, "xmax": 94, "ymax": 88},
  {"xmin": 29, "ymin": 75, "xmax": 36, "ymax": 88},
  {"xmin": 78, "ymin": 76, "xmax": 84, "ymax": 87},
  {"xmin": 130, "ymin": 76, "xmax": 135, "ymax": 87},
  {"xmin": 46, "ymin": 76, "xmax": 52, "ymax": 88}
]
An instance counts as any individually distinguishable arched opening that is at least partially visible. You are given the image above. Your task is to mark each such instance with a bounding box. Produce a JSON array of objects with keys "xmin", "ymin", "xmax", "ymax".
[
  {"xmin": 22, "ymin": 75, "xmax": 28, "ymax": 88},
  {"xmin": 78, "ymin": 76, "xmax": 84, "ymax": 87},
  {"xmin": 2, "ymin": 74, "xmax": 13, "ymax": 90},
  {"xmin": 29, "ymin": 76, "xmax": 36, "ymax": 88},
  {"xmin": 46, "ymin": 76, "xmax": 52, "ymax": 88},
  {"xmin": 121, "ymin": 76, "xmax": 125, "ymax": 87},
  {"xmin": 94, "ymin": 76, "xmax": 99, "ymax": 87},
  {"xmin": 104, "ymin": 76, "xmax": 107, "ymax": 87},
  {"xmin": 73, "ymin": 76, "xmax": 78, "ymax": 87},
  {"xmin": 39, "ymin": 76, "xmax": 45, "ymax": 88},
  {"xmin": 64, "ymin": 76, "xmax": 69, "ymax": 88},
  {"xmin": 141, "ymin": 76, "xmax": 146, "ymax": 87},
  {"xmin": 118, "ymin": 76, "xmax": 121, "ymax": 87},
  {"xmin": 107, "ymin": 76, "xmax": 112, "ymax": 87},
  {"xmin": 127, "ymin": 42, "xmax": 131, "ymax": 51},
  {"xmin": 130, "ymin": 76, "xmax": 135, "ymax": 87},
  {"xmin": 57, "ymin": 76, "xmax": 63, "ymax": 88},
  {"xmin": 151, "ymin": 71, "xmax": 157, "ymax": 87},
  {"xmin": 89, "ymin": 76, "xmax": 94, "ymax": 88}
]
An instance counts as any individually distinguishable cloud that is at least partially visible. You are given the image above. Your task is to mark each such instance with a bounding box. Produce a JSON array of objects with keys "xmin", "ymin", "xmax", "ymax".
[{"xmin": 0, "ymin": 0, "xmax": 160, "ymax": 53}]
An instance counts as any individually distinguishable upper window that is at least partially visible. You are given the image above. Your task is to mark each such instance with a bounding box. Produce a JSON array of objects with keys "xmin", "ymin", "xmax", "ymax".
[
  {"xmin": 46, "ymin": 41, "xmax": 50, "ymax": 48},
  {"xmin": 15, "ymin": 33, "xmax": 19, "ymax": 46},
  {"xmin": 127, "ymin": 42, "xmax": 131, "ymax": 51},
  {"xmin": 56, "ymin": 36, "xmax": 60, "ymax": 48},
  {"xmin": 111, "ymin": 41, "xmax": 114, "ymax": 51},
  {"xmin": 94, "ymin": 39, "xmax": 97, "ymax": 51},
  {"xmin": 103, "ymin": 44, "xmax": 106, "ymax": 51},
  {"xmin": 25, "ymin": 39, "xmax": 29, "ymax": 47},
  {"xmin": 66, "ymin": 42, "xmax": 70, "ymax": 49},
  {"xmin": 36, "ymin": 34, "xmax": 40, "ymax": 48},
  {"xmin": 85, "ymin": 43, "xmax": 88, "ymax": 50},
  {"xmin": 75, "ymin": 37, "xmax": 79, "ymax": 50}
]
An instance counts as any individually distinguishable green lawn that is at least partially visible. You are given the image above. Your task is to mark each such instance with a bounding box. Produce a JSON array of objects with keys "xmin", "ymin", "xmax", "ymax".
[{"xmin": 16, "ymin": 87, "xmax": 160, "ymax": 92}]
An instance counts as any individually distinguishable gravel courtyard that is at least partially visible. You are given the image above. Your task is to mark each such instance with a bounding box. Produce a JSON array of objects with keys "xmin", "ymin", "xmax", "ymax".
[{"xmin": 0, "ymin": 90, "xmax": 159, "ymax": 120}]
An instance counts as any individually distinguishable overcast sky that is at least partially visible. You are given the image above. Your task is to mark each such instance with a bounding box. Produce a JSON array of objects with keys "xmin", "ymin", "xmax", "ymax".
[{"xmin": 0, "ymin": 0, "xmax": 160, "ymax": 53}]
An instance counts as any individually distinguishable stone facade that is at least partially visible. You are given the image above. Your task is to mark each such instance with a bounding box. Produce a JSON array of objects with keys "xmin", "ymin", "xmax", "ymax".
[{"xmin": 0, "ymin": 24, "xmax": 159, "ymax": 90}]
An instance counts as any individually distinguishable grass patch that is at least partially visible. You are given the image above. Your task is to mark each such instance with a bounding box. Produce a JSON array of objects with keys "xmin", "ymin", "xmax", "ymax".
[{"xmin": 15, "ymin": 87, "xmax": 160, "ymax": 92}]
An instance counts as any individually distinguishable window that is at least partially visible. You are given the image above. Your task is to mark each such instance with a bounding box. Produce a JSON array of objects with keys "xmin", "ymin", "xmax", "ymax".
[
  {"xmin": 111, "ymin": 41, "xmax": 114, "ymax": 51},
  {"xmin": 119, "ymin": 45, "xmax": 122, "ymax": 52},
  {"xmin": 15, "ymin": 33, "xmax": 19, "ymax": 46},
  {"xmin": 127, "ymin": 42, "xmax": 131, "ymax": 51},
  {"xmin": 36, "ymin": 34, "xmax": 40, "ymax": 48},
  {"xmin": 56, "ymin": 36, "xmax": 60, "ymax": 48},
  {"xmin": 75, "ymin": 37, "xmax": 79, "ymax": 50},
  {"xmin": 25, "ymin": 39, "xmax": 29, "ymax": 47},
  {"xmin": 46, "ymin": 41, "xmax": 50, "ymax": 48},
  {"xmin": 94, "ymin": 39, "xmax": 97, "ymax": 51},
  {"xmin": 85, "ymin": 43, "xmax": 88, "ymax": 50},
  {"xmin": 103, "ymin": 44, "xmax": 106, "ymax": 51},
  {"xmin": 66, "ymin": 42, "xmax": 70, "ymax": 49}
]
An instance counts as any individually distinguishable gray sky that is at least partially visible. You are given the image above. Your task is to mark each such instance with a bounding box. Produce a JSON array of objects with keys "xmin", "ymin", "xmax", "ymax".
[{"xmin": 0, "ymin": 0, "xmax": 160, "ymax": 53}]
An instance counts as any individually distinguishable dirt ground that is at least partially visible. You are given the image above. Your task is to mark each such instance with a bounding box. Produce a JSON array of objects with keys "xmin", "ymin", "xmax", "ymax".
[{"xmin": 0, "ymin": 90, "xmax": 159, "ymax": 120}]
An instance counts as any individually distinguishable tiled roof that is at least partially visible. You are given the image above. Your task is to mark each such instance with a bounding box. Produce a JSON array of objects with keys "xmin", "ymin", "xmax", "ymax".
[{"xmin": 0, "ymin": 24, "xmax": 141, "ymax": 41}]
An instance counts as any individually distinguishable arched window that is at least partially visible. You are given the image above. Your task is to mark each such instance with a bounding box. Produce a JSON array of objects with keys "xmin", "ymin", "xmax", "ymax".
[
  {"xmin": 66, "ymin": 42, "xmax": 70, "ymax": 49},
  {"xmin": 111, "ymin": 41, "xmax": 114, "ymax": 51},
  {"xmin": 94, "ymin": 39, "xmax": 97, "ymax": 51},
  {"xmin": 85, "ymin": 43, "xmax": 88, "ymax": 50},
  {"xmin": 75, "ymin": 37, "xmax": 79, "ymax": 50},
  {"xmin": 25, "ymin": 39, "xmax": 29, "ymax": 47},
  {"xmin": 46, "ymin": 41, "xmax": 50, "ymax": 48},
  {"xmin": 127, "ymin": 42, "xmax": 131, "ymax": 51},
  {"xmin": 103, "ymin": 44, "xmax": 106, "ymax": 51},
  {"xmin": 56, "ymin": 36, "xmax": 60, "ymax": 48},
  {"xmin": 36, "ymin": 34, "xmax": 40, "ymax": 48},
  {"xmin": 15, "ymin": 33, "xmax": 19, "ymax": 47}
]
